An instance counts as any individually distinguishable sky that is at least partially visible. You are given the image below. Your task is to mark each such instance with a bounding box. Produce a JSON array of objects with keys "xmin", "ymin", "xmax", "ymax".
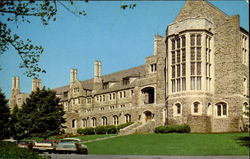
[{"xmin": 0, "ymin": 0, "xmax": 249, "ymax": 99}]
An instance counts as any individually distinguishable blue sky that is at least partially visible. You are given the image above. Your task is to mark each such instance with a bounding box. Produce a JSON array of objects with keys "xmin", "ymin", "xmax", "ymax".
[{"xmin": 0, "ymin": 1, "xmax": 248, "ymax": 99}]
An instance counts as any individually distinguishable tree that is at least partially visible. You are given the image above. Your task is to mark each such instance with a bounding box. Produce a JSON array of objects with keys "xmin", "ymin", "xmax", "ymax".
[
  {"xmin": 0, "ymin": 89, "xmax": 10, "ymax": 140},
  {"xmin": 9, "ymin": 105, "xmax": 19, "ymax": 139},
  {"xmin": 0, "ymin": 0, "xmax": 87, "ymax": 77},
  {"xmin": 15, "ymin": 87, "xmax": 65, "ymax": 140},
  {"xmin": 1, "ymin": 1, "xmax": 136, "ymax": 77}
]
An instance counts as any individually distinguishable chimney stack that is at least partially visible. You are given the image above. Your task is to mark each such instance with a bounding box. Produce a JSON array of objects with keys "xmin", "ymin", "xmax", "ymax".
[
  {"xmin": 94, "ymin": 60, "xmax": 102, "ymax": 84},
  {"xmin": 12, "ymin": 76, "xmax": 20, "ymax": 90},
  {"xmin": 32, "ymin": 78, "xmax": 42, "ymax": 92},
  {"xmin": 154, "ymin": 35, "xmax": 162, "ymax": 55},
  {"xmin": 70, "ymin": 69, "xmax": 78, "ymax": 84}
]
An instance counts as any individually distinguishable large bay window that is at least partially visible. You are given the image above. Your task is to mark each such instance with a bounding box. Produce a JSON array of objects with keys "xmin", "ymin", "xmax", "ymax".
[
  {"xmin": 171, "ymin": 35, "xmax": 186, "ymax": 92},
  {"xmin": 169, "ymin": 31, "xmax": 213, "ymax": 94},
  {"xmin": 190, "ymin": 34, "xmax": 202, "ymax": 90}
]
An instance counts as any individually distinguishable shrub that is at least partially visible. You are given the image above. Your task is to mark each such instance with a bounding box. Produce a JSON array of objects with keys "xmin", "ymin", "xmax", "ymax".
[
  {"xmin": 0, "ymin": 141, "xmax": 46, "ymax": 159},
  {"xmin": 95, "ymin": 126, "xmax": 107, "ymax": 134},
  {"xmin": 154, "ymin": 124, "xmax": 191, "ymax": 133},
  {"xmin": 117, "ymin": 122, "xmax": 134, "ymax": 131},
  {"xmin": 77, "ymin": 127, "xmax": 95, "ymax": 135},
  {"xmin": 106, "ymin": 125, "xmax": 118, "ymax": 134},
  {"xmin": 154, "ymin": 126, "xmax": 167, "ymax": 133}
]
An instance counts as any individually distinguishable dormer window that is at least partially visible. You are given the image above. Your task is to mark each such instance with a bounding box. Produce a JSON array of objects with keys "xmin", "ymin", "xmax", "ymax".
[
  {"xmin": 103, "ymin": 82, "xmax": 109, "ymax": 89},
  {"xmin": 73, "ymin": 87, "xmax": 79, "ymax": 93},
  {"xmin": 123, "ymin": 78, "xmax": 130, "ymax": 85},
  {"xmin": 150, "ymin": 63, "xmax": 157, "ymax": 73},
  {"xmin": 63, "ymin": 92, "xmax": 68, "ymax": 98}
]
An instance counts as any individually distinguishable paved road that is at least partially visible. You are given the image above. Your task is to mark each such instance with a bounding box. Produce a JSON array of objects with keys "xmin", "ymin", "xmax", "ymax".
[{"xmin": 44, "ymin": 154, "xmax": 249, "ymax": 159}]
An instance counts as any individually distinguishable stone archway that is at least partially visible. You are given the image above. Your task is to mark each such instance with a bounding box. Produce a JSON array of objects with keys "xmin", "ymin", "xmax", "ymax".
[{"xmin": 144, "ymin": 111, "xmax": 152, "ymax": 122}]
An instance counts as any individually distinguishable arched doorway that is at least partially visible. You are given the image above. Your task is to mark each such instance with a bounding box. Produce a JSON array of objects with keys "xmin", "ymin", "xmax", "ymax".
[
  {"xmin": 144, "ymin": 111, "xmax": 152, "ymax": 122},
  {"xmin": 141, "ymin": 87, "xmax": 155, "ymax": 104}
]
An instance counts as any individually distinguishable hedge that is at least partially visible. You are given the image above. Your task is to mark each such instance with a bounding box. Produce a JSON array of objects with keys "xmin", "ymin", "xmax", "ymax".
[
  {"xmin": 77, "ymin": 127, "xmax": 95, "ymax": 135},
  {"xmin": 95, "ymin": 126, "xmax": 107, "ymax": 134},
  {"xmin": 0, "ymin": 141, "xmax": 46, "ymax": 159},
  {"xmin": 154, "ymin": 124, "xmax": 191, "ymax": 133},
  {"xmin": 77, "ymin": 122, "xmax": 134, "ymax": 135}
]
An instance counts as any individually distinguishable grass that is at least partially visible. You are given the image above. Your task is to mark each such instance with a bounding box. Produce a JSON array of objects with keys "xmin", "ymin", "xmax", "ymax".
[
  {"xmin": 85, "ymin": 133, "xmax": 249, "ymax": 156},
  {"xmin": 27, "ymin": 134, "xmax": 116, "ymax": 142}
]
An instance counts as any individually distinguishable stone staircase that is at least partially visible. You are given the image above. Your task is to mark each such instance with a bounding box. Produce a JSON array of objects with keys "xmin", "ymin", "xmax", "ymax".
[{"xmin": 119, "ymin": 120, "xmax": 156, "ymax": 135}]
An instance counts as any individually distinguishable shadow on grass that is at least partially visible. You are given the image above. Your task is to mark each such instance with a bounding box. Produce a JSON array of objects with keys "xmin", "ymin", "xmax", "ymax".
[{"xmin": 235, "ymin": 136, "xmax": 250, "ymax": 147}]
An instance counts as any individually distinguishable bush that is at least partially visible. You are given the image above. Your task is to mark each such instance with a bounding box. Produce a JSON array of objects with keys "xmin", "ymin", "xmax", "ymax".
[
  {"xmin": 154, "ymin": 124, "xmax": 191, "ymax": 133},
  {"xmin": 0, "ymin": 141, "xmax": 46, "ymax": 159},
  {"xmin": 106, "ymin": 125, "xmax": 118, "ymax": 134},
  {"xmin": 117, "ymin": 122, "xmax": 134, "ymax": 131},
  {"xmin": 77, "ymin": 127, "xmax": 95, "ymax": 135},
  {"xmin": 95, "ymin": 126, "xmax": 107, "ymax": 134}
]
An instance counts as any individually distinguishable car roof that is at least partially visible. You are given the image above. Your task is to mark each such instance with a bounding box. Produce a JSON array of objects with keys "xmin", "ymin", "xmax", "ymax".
[{"xmin": 61, "ymin": 138, "xmax": 81, "ymax": 141}]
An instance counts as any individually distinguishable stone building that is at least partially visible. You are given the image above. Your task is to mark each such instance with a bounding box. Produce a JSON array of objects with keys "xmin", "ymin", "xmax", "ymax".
[{"xmin": 9, "ymin": 0, "xmax": 249, "ymax": 133}]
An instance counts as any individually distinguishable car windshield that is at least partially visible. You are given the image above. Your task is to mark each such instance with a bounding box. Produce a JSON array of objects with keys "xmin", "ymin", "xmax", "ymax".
[{"xmin": 57, "ymin": 143, "xmax": 76, "ymax": 148}]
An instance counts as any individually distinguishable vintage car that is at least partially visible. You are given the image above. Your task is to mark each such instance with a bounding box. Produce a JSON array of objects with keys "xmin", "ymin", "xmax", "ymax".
[
  {"xmin": 55, "ymin": 138, "xmax": 88, "ymax": 154},
  {"xmin": 17, "ymin": 140, "xmax": 36, "ymax": 149},
  {"xmin": 32, "ymin": 140, "xmax": 57, "ymax": 153}
]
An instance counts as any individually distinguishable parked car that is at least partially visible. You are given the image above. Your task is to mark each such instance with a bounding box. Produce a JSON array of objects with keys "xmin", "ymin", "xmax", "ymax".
[
  {"xmin": 55, "ymin": 138, "xmax": 88, "ymax": 154},
  {"xmin": 17, "ymin": 140, "xmax": 36, "ymax": 149},
  {"xmin": 32, "ymin": 140, "xmax": 55, "ymax": 154},
  {"xmin": 2, "ymin": 138, "xmax": 18, "ymax": 143}
]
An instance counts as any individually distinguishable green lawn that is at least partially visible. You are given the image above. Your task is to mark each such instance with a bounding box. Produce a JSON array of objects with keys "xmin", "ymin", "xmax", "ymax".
[
  {"xmin": 85, "ymin": 133, "xmax": 249, "ymax": 156},
  {"xmin": 28, "ymin": 134, "xmax": 116, "ymax": 142}
]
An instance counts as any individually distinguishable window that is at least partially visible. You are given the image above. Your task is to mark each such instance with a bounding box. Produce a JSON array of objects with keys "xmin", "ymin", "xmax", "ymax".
[
  {"xmin": 174, "ymin": 103, "xmax": 182, "ymax": 116},
  {"xmin": 192, "ymin": 102, "xmax": 201, "ymax": 115},
  {"xmin": 216, "ymin": 102, "xmax": 227, "ymax": 117},
  {"xmin": 120, "ymin": 92, "xmax": 122, "ymax": 98},
  {"xmin": 141, "ymin": 87, "xmax": 155, "ymax": 104},
  {"xmin": 103, "ymin": 83, "xmax": 109, "ymax": 89},
  {"xmin": 102, "ymin": 116, "xmax": 107, "ymax": 126},
  {"xmin": 206, "ymin": 35, "xmax": 212, "ymax": 91},
  {"xmin": 123, "ymin": 91, "xmax": 126, "ymax": 98},
  {"xmin": 87, "ymin": 98, "xmax": 91, "ymax": 104},
  {"xmin": 113, "ymin": 115, "xmax": 119, "ymax": 125},
  {"xmin": 150, "ymin": 63, "xmax": 157, "ymax": 73},
  {"xmin": 171, "ymin": 35, "xmax": 186, "ymax": 93},
  {"xmin": 72, "ymin": 119, "xmax": 76, "ymax": 128},
  {"xmin": 82, "ymin": 119, "xmax": 87, "ymax": 128},
  {"xmin": 125, "ymin": 114, "xmax": 132, "ymax": 123},
  {"xmin": 113, "ymin": 93, "xmax": 116, "ymax": 99},
  {"xmin": 63, "ymin": 92, "xmax": 68, "ymax": 98},
  {"xmin": 73, "ymin": 87, "xmax": 79, "ymax": 93},
  {"xmin": 243, "ymin": 78, "xmax": 247, "ymax": 96},
  {"xmin": 243, "ymin": 102, "xmax": 249, "ymax": 118},
  {"xmin": 99, "ymin": 107, "xmax": 104, "ymax": 111},
  {"xmin": 242, "ymin": 34, "xmax": 248, "ymax": 65},
  {"xmin": 123, "ymin": 78, "xmax": 130, "ymax": 85},
  {"xmin": 190, "ymin": 34, "xmax": 202, "ymax": 91},
  {"xmin": 92, "ymin": 117, "xmax": 97, "ymax": 127}
]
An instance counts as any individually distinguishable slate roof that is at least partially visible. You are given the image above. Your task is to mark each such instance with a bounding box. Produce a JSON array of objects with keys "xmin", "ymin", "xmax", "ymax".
[{"xmin": 53, "ymin": 65, "xmax": 145, "ymax": 95}]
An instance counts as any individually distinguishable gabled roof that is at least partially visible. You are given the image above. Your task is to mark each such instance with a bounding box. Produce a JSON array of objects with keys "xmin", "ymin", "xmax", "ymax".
[
  {"xmin": 174, "ymin": 0, "xmax": 229, "ymax": 23},
  {"xmin": 53, "ymin": 65, "xmax": 145, "ymax": 95}
]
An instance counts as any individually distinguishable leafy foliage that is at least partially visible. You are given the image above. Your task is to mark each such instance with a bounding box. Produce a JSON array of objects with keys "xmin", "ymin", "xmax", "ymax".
[
  {"xmin": 0, "ymin": 89, "xmax": 10, "ymax": 140},
  {"xmin": 154, "ymin": 124, "xmax": 191, "ymax": 133},
  {"xmin": 0, "ymin": 141, "xmax": 46, "ymax": 159},
  {"xmin": 0, "ymin": 0, "xmax": 87, "ymax": 77},
  {"xmin": 94, "ymin": 126, "xmax": 107, "ymax": 135},
  {"xmin": 15, "ymin": 87, "xmax": 65, "ymax": 140},
  {"xmin": 9, "ymin": 105, "xmax": 19, "ymax": 139},
  {"xmin": 77, "ymin": 127, "xmax": 95, "ymax": 135}
]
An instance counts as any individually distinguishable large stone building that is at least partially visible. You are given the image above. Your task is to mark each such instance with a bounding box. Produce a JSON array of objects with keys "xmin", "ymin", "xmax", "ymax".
[{"xmin": 10, "ymin": 0, "xmax": 249, "ymax": 134}]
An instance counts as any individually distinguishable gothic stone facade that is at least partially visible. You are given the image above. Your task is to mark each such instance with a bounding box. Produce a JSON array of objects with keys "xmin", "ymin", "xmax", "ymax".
[{"xmin": 10, "ymin": 0, "xmax": 249, "ymax": 133}]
